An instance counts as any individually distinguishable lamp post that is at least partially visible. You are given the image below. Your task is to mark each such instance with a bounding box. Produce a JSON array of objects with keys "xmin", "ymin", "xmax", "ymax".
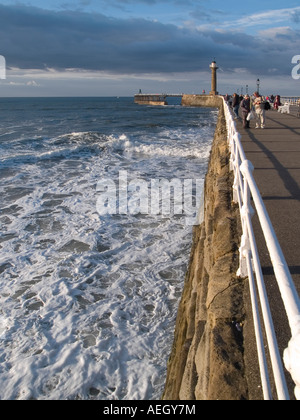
[{"xmin": 256, "ymin": 78, "xmax": 260, "ymax": 94}]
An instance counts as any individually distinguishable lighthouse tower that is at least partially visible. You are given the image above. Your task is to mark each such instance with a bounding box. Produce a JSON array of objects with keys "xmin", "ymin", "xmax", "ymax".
[{"xmin": 209, "ymin": 60, "xmax": 219, "ymax": 95}]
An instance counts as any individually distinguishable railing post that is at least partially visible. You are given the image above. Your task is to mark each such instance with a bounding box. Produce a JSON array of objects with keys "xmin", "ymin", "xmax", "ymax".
[
  {"xmin": 245, "ymin": 250, "xmax": 272, "ymax": 400},
  {"xmin": 237, "ymin": 161, "xmax": 255, "ymax": 278},
  {"xmin": 240, "ymin": 161, "xmax": 291, "ymax": 400}
]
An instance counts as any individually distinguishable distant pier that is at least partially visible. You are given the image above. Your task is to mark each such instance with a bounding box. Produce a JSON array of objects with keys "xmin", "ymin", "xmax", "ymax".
[{"xmin": 134, "ymin": 93, "xmax": 183, "ymax": 106}]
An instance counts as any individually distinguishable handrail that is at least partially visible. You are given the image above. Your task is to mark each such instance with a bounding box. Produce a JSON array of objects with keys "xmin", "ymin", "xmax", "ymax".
[
  {"xmin": 280, "ymin": 96, "xmax": 300, "ymax": 105},
  {"xmin": 223, "ymin": 98, "xmax": 300, "ymax": 400}
]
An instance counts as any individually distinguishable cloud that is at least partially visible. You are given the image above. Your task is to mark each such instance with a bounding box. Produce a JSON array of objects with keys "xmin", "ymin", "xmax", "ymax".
[
  {"xmin": 221, "ymin": 6, "xmax": 300, "ymax": 29},
  {"xmin": 291, "ymin": 9, "xmax": 300, "ymax": 23},
  {"xmin": 8, "ymin": 79, "xmax": 40, "ymax": 86},
  {"xmin": 99, "ymin": 0, "xmax": 193, "ymax": 5},
  {"xmin": 0, "ymin": 3, "xmax": 299, "ymax": 82},
  {"xmin": 0, "ymin": 5, "xmax": 184, "ymax": 71}
]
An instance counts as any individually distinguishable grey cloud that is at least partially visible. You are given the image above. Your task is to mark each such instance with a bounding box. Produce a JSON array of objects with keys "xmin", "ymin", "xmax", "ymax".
[
  {"xmin": 102, "ymin": 0, "xmax": 194, "ymax": 5},
  {"xmin": 0, "ymin": 5, "xmax": 179, "ymax": 70},
  {"xmin": 290, "ymin": 9, "xmax": 300, "ymax": 23},
  {"xmin": 0, "ymin": 4, "xmax": 298, "ymax": 77}
]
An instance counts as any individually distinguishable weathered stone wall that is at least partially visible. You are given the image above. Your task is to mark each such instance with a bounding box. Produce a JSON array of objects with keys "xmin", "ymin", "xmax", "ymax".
[
  {"xmin": 181, "ymin": 94, "xmax": 224, "ymax": 108},
  {"xmin": 162, "ymin": 96, "xmax": 248, "ymax": 400}
]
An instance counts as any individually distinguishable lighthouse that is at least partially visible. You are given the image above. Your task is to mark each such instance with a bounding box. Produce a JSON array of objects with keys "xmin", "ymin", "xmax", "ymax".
[{"xmin": 209, "ymin": 60, "xmax": 219, "ymax": 95}]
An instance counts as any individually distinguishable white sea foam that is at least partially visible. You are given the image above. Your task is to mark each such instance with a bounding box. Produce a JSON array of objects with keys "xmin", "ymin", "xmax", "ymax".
[
  {"xmin": 0, "ymin": 98, "xmax": 218, "ymax": 400},
  {"xmin": 129, "ymin": 142, "xmax": 210, "ymax": 159}
]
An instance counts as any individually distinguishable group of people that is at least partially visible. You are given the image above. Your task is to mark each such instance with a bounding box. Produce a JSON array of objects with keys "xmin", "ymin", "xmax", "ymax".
[{"xmin": 225, "ymin": 93, "xmax": 281, "ymax": 130}]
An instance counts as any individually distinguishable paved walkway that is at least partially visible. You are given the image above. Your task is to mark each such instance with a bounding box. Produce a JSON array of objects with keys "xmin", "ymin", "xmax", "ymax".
[{"xmin": 236, "ymin": 110, "xmax": 300, "ymax": 399}]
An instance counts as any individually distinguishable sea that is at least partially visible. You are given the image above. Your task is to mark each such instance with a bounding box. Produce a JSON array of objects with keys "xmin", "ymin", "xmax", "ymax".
[{"xmin": 0, "ymin": 97, "xmax": 218, "ymax": 400}]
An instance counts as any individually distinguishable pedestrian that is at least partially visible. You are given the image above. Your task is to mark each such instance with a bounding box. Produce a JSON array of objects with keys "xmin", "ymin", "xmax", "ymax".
[
  {"xmin": 274, "ymin": 95, "xmax": 281, "ymax": 110},
  {"xmin": 253, "ymin": 92, "xmax": 266, "ymax": 129},
  {"xmin": 240, "ymin": 94, "xmax": 251, "ymax": 128},
  {"xmin": 232, "ymin": 93, "xmax": 240, "ymax": 119}
]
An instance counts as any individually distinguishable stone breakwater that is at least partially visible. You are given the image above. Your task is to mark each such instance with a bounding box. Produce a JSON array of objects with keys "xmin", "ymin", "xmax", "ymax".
[{"xmin": 162, "ymin": 95, "xmax": 249, "ymax": 400}]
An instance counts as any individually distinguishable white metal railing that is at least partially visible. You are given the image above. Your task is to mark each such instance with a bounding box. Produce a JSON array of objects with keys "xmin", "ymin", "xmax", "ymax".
[
  {"xmin": 280, "ymin": 96, "xmax": 300, "ymax": 105},
  {"xmin": 223, "ymin": 98, "xmax": 300, "ymax": 400}
]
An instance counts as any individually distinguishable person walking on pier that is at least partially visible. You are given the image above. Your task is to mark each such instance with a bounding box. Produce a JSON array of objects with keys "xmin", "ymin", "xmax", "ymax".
[
  {"xmin": 232, "ymin": 93, "xmax": 240, "ymax": 119},
  {"xmin": 240, "ymin": 94, "xmax": 251, "ymax": 128},
  {"xmin": 274, "ymin": 95, "xmax": 281, "ymax": 110},
  {"xmin": 253, "ymin": 92, "xmax": 266, "ymax": 129}
]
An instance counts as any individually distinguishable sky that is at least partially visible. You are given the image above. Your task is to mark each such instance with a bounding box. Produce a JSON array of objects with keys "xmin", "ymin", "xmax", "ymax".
[{"xmin": 0, "ymin": 0, "xmax": 299, "ymax": 97}]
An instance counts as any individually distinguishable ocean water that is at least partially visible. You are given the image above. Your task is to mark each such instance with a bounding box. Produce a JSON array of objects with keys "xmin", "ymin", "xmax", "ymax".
[{"xmin": 0, "ymin": 97, "xmax": 218, "ymax": 400}]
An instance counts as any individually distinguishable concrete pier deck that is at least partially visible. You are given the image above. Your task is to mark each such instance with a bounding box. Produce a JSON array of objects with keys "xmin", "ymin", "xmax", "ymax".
[{"xmin": 236, "ymin": 110, "xmax": 300, "ymax": 399}]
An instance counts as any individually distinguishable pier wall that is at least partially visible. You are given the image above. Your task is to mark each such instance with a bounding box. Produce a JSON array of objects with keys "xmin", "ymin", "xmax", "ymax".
[
  {"xmin": 181, "ymin": 94, "xmax": 224, "ymax": 108},
  {"xmin": 162, "ymin": 95, "xmax": 248, "ymax": 400}
]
